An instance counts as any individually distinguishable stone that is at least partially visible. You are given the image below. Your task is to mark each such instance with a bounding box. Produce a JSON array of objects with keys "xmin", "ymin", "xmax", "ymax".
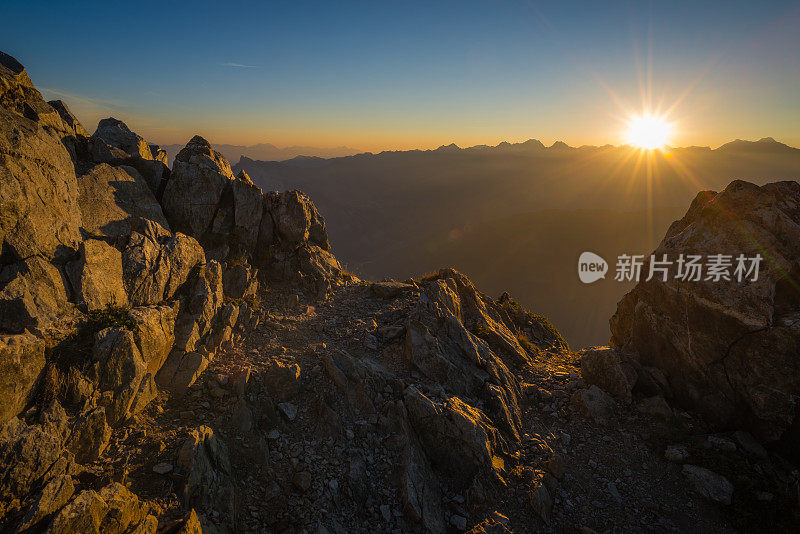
[
  {"xmin": 0, "ymin": 401, "xmax": 69, "ymax": 505},
  {"xmin": 733, "ymin": 430, "xmax": 769, "ymax": 460},
  {"xmin": 292, "ymin": 471, "xmax": 312, "ymax": 493},
  {"xmin": 570, "ymin": 386, "xmax": 615, "ymax": 423},
  {"xmin": 92, "ymin": 327, "xmax": 147, "ymax": 426},
  {"xmin": 231, "ymin": 178, "xmax": 264, "ymax": 250},
  {"xmin": 47, "ymin": 99, "xmax": 88, "ymax": 137},
  {"xmin": 279, "ymin": 402, "xmax": 298, "ymax": 421},
  {"xmin": 611, "ymin": 181, "xmax": 800, "ymax": 441},
  {"xmin": 47, "ymin": 482, "xmax": 155, "ymax": 534},
  {"xmin": 530, "ymin": 477, "xmax": 553, "ymax": 525},
  {"xmin": 269, "ymin": 190, "xmax": 330, "ymax": 249},
  {"xmin": 17, "ymin": 474, "xmax": 75, "ymax": 531},
  {"xmin": 75, "ymin": 163, "xmax": 170, "ymax": 240},
  {"xmin": 637, "ymin": 396, "xmax": 673, "ymax": 419},
  {"xmin": 122, "ymin": 220, "xmax": 205, "ymax": 306},
  {"xmin": 152, "ymin": 462, "xmax": 173, "ymax": 474},
  {"xmin": 371, "ymin": 281, "xmax": 414, "ymax": 299},
  {"xmin": 578, "ymin": 346, "xmax": 636, "ymax": 404},
  {"xmin": 176, "ymin": 426, "xmax": 234, "ymax": 517},
  {"xmin": 707, "ymin": 435, "xmax": 737, "ymax": 453},
  {"xmin": 682, "ymin": 464, "xmax": 733, "ymax": 505},
  {"xmin": 263, "ymin": 361, "xmax": 301, "ymax": 400},
  {"xmin": 222, "ymin": 262, "xmax": 259, "ymax": 300},
  {"xmin": 664, "ymin": 445, "xmax": 689, "ymax": 463},
  {"xmin": 450, "ymin": 514, "xmax": 467, "ymax": 530},
  {"xmin": 66, "ymin": 407, "xmax": 112, "ymax": 463},
  {"xmin": 162, "ymin": 136, "xmax": 235, "ymax": 237},
  {"xmin": 0, "ymin": 333, "xmax": 45, "ymax": 426},
  {"xmin": 0, "ymin": 256, "xmax": 71, "ymax": 333},
  {"xmin": 67, "ymin": 239, "xmax": 128, "ymax": 311},
  {"xmin": 0, "ymin": 76, "xmax": 82, "ymax": 264},
  {"xmin": 92, "ymin": 118, "xmax": 153, "ymax": 160},
  {"xmin": 128, "ymin": 304, "xmax": 177, "ymax": 375}
]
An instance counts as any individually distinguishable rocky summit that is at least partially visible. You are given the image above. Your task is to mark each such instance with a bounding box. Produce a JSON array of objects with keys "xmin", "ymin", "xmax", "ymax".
[{"xmin": 0, "ymin": 51, "xmax": 798, "ymax": 534}]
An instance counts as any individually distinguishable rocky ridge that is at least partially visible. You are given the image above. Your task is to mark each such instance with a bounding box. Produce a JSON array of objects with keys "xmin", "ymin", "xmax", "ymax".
[{"xmin": 0, "ymin": 51, "xmax": 798, "ymax": 533}]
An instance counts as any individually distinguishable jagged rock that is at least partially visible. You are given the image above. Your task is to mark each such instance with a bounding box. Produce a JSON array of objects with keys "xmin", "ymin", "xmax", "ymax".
[
  {"xmin": 222, "ymin": 262, "xmax": 259, "ymax": 300},
  {"xmin": 664, "ymin": 445, "xmax": 689, "ymax": 463},
  {"xmin": 66, "ymin": 406, "xmax": 111, "ymax": 463},
  {"xmin": 204, "ymin": 302, "xmax": 238, "ymax": 352},
  {"xmin": 578, "ymin": 347, "xmax": 636, "ymax": 404},
  {"xmin": 163, "ymin": 136, "xmax": 235, "ymax": 237},
  {"xmin": 48, "ymin": 100, "xmax": 88, "ymax": 137},
  {"xmin": 0, "ymin": 401, "xmax": 69, "ymax": 510},
  {"xmin": 170, "ymin": 261, "xmax": 224, "ymax": 354},
  {"xmin": 17, "ymin": 474, "xmax": 75, "ymax": 531},
  {"xmin": 155, "ymin": 351, "xmax": 210, "ymax": 397},
  {"xmin": 0, "ymin": 56, "xmax": 82, "ymax": 263},
  {"xmin": 268, "ymin": 190, "xmax": 330, "ymax": 250},
  {"xmin": 148, "ymin": 144, "xmax": 168, "ymax": 165},
  {"xmin": 637, "ymin": 395, "xmax": 673, "ymax": 419},
  {"xmin": 0, "ymin": 256, "xmax": 71, "ymax": 333},
  {"xmin": 67, "ymin": 239, "xmax": 128, "ymax": 311},
  {"xmin": 122, "ymin": 219, "xmax": 205, "ymax": 306},
  {"xmin": 0, "ymin": 333, "xmax": 45, "ymax": 425},
  {"xmin": 682, "ymin": 465, "xmax": 733, "ymax": 505},
  {"xmin": 371, "ymin": 281, "xmax": 414, "ymax": 299},
  {"xmin": 570, "ymin": 385, "xmax": 615, "ymax": 423},
  {"xmin": 611, "ymin": 181, "xmax": 800, "ymax": 441},
  {"xmin": 176, "ymin": 426, "xmax": 234, "ymax": 519},
  {"xmin": 46, "ymin": 482, "xmax": 155, "ymax": 534},
  {"xmin": 262, "ymin": 361, "xmax": 301, "ymax": 401},
  {"xmin": 128, "ymin": 304, "xmax": 177, "ymax": 375},
  {"xmin": 231, "ymin": 178, "xmax": 264, "ymax": 250},
  {"xmin": 733, "ymin": 430, "xmax": 769, "ymax": 460},
  {"xmin": 75, "ymin": 163, "xmax": 170, "ymax": 241},
  {"xmin": 92, "ymin": 118, "xmax": 153, "ymax": 160},
  {"xmin": 92, "ymin": 327, "xmax": 147, "ymax": 426},
  {"xmin": 404, "ymin": 387, "xmax": 507, "ymax": 487},
  {"xmin": 466, "ymin": 512, "xmax": 512, "ymax": 534},
  {"xmin": 529, "ymin": 476, "xmax": 553, "ymax": 525}
]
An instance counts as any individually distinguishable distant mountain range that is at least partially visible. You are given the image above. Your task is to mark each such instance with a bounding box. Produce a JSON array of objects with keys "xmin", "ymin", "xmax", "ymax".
[
  {"xmin": 162, "ymin": 136, "xmax": 798, "ymax": 167},
  {"xmin": 234, "ymin": 137, "xmax": 800, "ymax": 347},
  {"xmin": 159, "ymin": 142, "xmax": 361, "ymax": 166}
]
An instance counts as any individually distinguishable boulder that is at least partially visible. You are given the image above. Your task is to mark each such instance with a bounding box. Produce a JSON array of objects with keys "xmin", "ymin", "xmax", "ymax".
[
  {"xmin": 46, "ymin": 482, "xmax": 155, "ymax": 534},
  {"xmin": 268, "ymin": 190, "xmax": 330, "ymax": 250},
  {"xmin": 92, "ymin": 118, "xmax": 153, "ymax": 160},
  {"xmin": 92, "ymin": 327, "xmax": 147, "ymax": 426},
  {"xmin": 0, "ymin": 256, "xmax": 71, "ymax": 333},
  {"xmin": 262, "ymin": 360, "xmax": 301, "ymax": 401},
  {"xmin": 175, "ymin": 426, "xmax": 234, "ymax": 519},
  {"xmin": 231, "ymin": 178, "xmax": 264, "ymax": 250},
  {"xmin": 67, "ymin": 239, "xmax": 128, "ymax": 311},
  {"xmin": 75, "ymin": 163, "xmax": 170, "ymax": 241},
  {"xmin": 48, "ymin": 100, "xmax": 88, "ymax": 137},
  {"xmin": 682, "ymin": 465, "xmax": 733, "ymax": 505},
  {"xmin": 128, "ymin": 304, "xmax": 177, "ymax": 375},
  {"xmin": 578, "ymin": 347, "xmax": 636, "ymax": 404},
  {"xmin": 65, "ymin": 406, "xmax": 111, "ymax": 463},
  {"xmin": 222, "ymin": 262, "xmax": 259, "ymax": 300},
  {"xmin": 0, "ymin": 333, "xmax": 46, "ymax": 425},
  {"xmin": 17, "ymin": 474, "xmax": 75, "ymax": 531},
  {"xmin": 0, "ymin": 401, "xmax": 69, "ymax": 508},
  {"xmin": 610, "ymin": 180, "xmax": 800, "ymax": 441},
  {"xmin": 570, "ymin": 385, "xmax": 615, "ymax": 423},
  {"xmin": 0, "ymin": 106, "xmax": 81, "ymax": 263},
  {"xmin": 122, "ymin": 219, "xmax": 205, "ymax": 306},
  {"xmin": 162, "ymin": 136, "xmax": 235, "ymax": 237}
]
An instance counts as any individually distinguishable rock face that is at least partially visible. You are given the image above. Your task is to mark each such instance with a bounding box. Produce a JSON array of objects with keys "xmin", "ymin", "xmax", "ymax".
[
  {"xmin": 92, "ymin": 118, "xmax": 153, "ymax": 160},
  {"xmin": 610, "ymin": 180, "xmax": 800, "ymax": 441}
]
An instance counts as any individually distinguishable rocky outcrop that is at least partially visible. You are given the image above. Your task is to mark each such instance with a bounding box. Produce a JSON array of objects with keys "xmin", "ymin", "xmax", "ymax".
[
  {"xmin": 0, "ymin": 333, "xmax": 46, "ymax": 426},
  {"xmin": 175, "ymin": 426, "xmax": 234, "ymax": 523},
  {"xmin": 610, "ymin": 180, "xmax": 800, "ymax": 441},
  {"xmin": 92, "ymin": 118, "xmax": 153, "ymax": 161}
]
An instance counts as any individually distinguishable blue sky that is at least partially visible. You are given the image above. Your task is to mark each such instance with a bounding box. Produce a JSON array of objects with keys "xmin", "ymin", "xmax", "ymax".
[{"xmin": 2, "ymin": 0, "xmax": 798, "ymax": 150}]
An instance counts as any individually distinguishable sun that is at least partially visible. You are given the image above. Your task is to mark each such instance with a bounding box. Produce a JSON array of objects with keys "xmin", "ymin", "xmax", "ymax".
[{"xmin": 626, "ymin": 114, "xmax": 671, "ymax": 149}]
